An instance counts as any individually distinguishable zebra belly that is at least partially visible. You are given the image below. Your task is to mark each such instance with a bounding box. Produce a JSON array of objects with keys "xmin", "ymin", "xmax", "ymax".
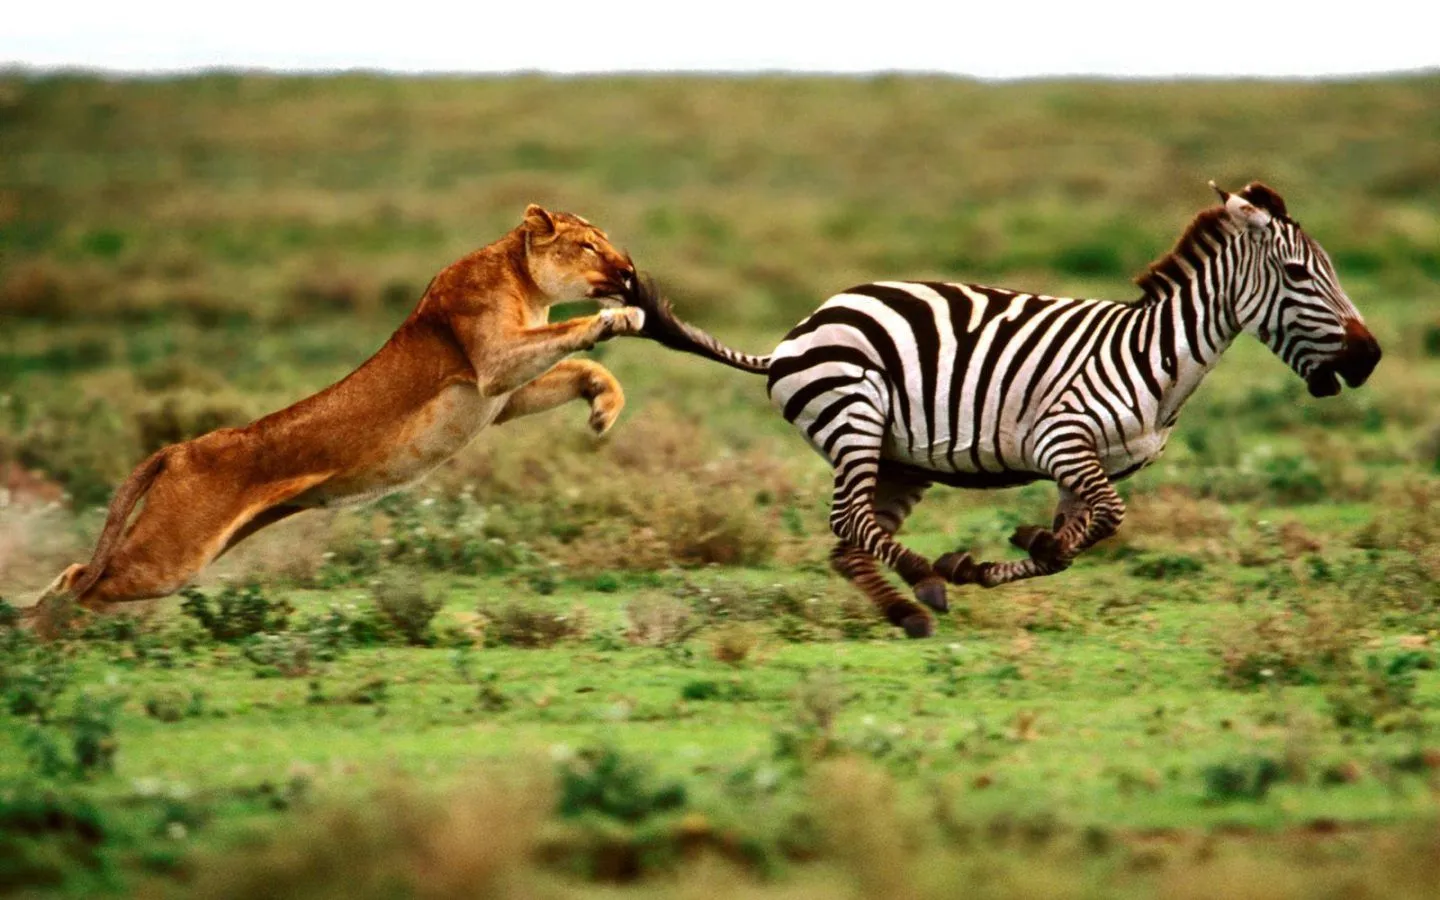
[
  {"xmin": 881, "ymin": 428, "xmax": 1044, "ymax": 489},
  {"xmin": 1098, "ymin": 428, "xmax": 1171, "ymax": 480},
  {"xmin": 881, "ymin": 458, "xmax": 1045, "ymax": 489}
]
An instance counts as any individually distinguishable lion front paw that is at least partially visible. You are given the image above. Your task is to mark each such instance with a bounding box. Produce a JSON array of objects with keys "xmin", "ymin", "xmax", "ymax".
[
  {"xmin": 588, "ymin": 390, "xmax": 624, "ymax": 436},
  {"xmin": 599, "ymin": 307, "xmax": 645, "ymax": 339}
]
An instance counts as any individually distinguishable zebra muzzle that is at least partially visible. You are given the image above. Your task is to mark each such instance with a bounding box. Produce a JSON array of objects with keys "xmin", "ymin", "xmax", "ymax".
[
  {"xmin": 1305, "ymin": 364, "xmax": 1342, "ymax": 398},
  {"xmin": 1308, "ymin": 323, "xmax": 1382, "ymax": 397},
  {"xmin": 1337, "ymin": 323, "xmax": 1382, "ymax": 389}
]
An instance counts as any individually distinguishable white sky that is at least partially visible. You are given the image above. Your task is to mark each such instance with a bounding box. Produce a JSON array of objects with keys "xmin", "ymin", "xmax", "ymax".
[{"xmin": 2, "ymin": 0, "xmax": 1436, "ymax": 79}]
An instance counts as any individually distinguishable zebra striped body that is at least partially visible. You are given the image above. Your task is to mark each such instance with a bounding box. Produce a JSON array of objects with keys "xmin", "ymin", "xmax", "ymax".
[
  {"xmin": 623, "ymin": 182, "xmax": 1382, "ymax": 637},
  {"xmin": 769, "ymin": 283, "xmax": 1194, "ymax": 490}
]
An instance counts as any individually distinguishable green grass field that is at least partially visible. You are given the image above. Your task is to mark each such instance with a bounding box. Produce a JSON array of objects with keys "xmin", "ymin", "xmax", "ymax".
[{"xmin": 2, "ymin": 72, "xmax": 1439, "ymax": 898}]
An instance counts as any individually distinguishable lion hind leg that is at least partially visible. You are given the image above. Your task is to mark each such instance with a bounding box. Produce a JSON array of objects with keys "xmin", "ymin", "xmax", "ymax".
[
  {"xmin": 12, "ymin": 563, "xmax": 88, "ymax": 638},
  {"xmin": 80, "ymin": 471, "xmax": 332, "ymax": 611},
  {"xmin": 25, "ymin": 562, "xmax": 84, "ymax": 612}
]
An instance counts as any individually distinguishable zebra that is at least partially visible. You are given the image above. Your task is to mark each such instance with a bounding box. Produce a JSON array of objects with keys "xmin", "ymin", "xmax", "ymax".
[{"xmin": 626, "ymin": 182, "xmax": 1382, "ymax": 637}]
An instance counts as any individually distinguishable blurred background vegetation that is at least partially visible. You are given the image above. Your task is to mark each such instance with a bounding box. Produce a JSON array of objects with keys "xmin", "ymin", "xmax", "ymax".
[
  {"xmin": 1, "ymin": 72, "xmax": 1438, "ymax": 590},
  {"xmin": 2, "ymin": 73, "xmax": 1440, "ymax": 899}
]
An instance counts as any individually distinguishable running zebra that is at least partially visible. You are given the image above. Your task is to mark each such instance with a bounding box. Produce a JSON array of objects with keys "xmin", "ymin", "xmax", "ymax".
[{"xmin": 627, "ymin": 182, "xmax": 1381, "ymax": 637}]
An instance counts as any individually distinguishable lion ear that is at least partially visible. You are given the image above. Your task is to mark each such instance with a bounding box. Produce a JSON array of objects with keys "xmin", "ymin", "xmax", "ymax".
[{"xmin": 523, "ymin": 204, "xmax": 557, "ymax": 243}]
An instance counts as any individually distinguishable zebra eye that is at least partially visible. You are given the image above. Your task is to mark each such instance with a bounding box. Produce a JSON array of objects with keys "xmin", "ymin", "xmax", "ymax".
[{"xmin": 1283, "ymin": 262, "xmax": 1310, "ymax": 281}]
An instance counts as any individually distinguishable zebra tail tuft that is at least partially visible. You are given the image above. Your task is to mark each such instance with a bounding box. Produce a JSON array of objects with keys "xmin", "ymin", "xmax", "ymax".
[{"xmin": 622, "ymin": 272, "xmax": 772, "ymax": 375}]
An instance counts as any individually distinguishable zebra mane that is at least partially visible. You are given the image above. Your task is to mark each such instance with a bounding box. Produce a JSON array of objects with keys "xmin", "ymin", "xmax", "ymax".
[{"xmin": 1133, "ymin": 206, "xmax": 1236, "ymax": 301}]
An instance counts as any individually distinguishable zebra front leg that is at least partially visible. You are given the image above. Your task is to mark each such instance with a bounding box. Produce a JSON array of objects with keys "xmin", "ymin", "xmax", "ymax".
[
  {"xmin": 931, "ymin": 487, "xmax": 1088, "ymax": 588},
  {"xmin": 1007, "ymin": 487, "xmax": 1089, "ymax": 567},
  {"xmin": 1051, "ymin": 464, "xmax": 1125, "ymax": 556}
]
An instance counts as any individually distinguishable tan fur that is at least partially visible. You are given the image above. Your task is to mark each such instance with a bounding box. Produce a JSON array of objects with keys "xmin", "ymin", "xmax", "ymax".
[{"xmin": 24, "ymin": 205, "xmax": 642, "ymax": 631}]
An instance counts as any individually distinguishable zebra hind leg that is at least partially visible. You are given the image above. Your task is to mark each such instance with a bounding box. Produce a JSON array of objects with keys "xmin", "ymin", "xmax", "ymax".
[
  {"xmin": 830, "ymin": 470, "xmax": 939, "ymax": 636},
  {"xmin": 825, "ymin": 442, "xmax": 942, "ymax": 637},
  {"xmin": 830, "ymin": 542, "xmax": 935, "ymax": 638},
  {"xmin": 872, "ymin": 472, "xmax": 946, "ymax": 613}
]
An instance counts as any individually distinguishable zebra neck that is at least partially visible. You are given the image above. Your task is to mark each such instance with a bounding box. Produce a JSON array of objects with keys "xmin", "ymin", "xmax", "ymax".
[{"xmin": 1138, "ymin": 254, "xmax": 1247, "ymax": 422}]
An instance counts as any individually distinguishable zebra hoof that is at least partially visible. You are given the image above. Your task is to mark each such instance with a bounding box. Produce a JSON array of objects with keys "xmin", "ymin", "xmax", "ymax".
[
  {"xmin": 935, "ymin": 551, "xmax": 979, "ymax": 585},
  {"xmin": 913, "ymin": 577, "xmax": 949, "ymax": 613},
  {"xmin": 900, "ymin": 613, "xmax": 935, "ymax": 639},
  {"xmin": 1010, "ymin": 526, "xmax": 1061, "ymax": 566}
]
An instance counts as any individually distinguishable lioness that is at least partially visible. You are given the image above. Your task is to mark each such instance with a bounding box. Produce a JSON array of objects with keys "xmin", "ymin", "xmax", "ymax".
[{"xmin": 26, "ymin": 205, "xmax": 644, "ymax": 629}]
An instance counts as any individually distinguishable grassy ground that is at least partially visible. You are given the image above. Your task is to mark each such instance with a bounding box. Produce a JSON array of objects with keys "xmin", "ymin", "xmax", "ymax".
[{"xmin": 2, "ymin": 72, "xmax": 1439, "ymax": 898}]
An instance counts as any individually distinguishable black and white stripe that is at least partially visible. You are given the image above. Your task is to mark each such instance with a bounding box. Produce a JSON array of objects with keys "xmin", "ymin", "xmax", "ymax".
[{"xmin": 629, "ymin": 182, "xmax": 1381, "ymax": 637}]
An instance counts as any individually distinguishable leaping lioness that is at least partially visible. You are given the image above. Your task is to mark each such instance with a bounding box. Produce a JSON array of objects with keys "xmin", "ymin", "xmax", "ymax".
[{"xmin": 27, "ymin": 205, "xmax": 645, "ymax": 629}]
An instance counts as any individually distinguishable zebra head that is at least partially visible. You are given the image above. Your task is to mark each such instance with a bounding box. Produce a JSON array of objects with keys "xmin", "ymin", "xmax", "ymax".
[{"xmin": 1215, "ymin": 181, "xmax": 1382, "ymax": 397}]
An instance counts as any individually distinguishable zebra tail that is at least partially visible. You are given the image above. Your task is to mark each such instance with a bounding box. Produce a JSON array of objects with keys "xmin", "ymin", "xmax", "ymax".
[{"xmin": 623, "ymin": 274, "xmax": 772, "ymax": 375}]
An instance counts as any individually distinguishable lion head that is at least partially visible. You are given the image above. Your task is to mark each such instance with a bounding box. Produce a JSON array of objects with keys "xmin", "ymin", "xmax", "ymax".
[{"xmin": 521, "ymin": 204, "xmax": 636, "ymax": 305}]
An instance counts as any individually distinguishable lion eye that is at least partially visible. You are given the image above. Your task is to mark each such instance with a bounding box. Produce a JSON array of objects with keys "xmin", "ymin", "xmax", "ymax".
[
  {"xmin": 1283, "ymin": 262, "xmax": 1310, "ymax": 281},
  {"xmin": 580, "ymin": 242, "xmax": 599, "ymax": 256}
]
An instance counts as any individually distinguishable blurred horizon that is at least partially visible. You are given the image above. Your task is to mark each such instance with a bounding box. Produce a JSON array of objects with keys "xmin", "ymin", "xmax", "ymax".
[
  {"xmin": 5, "ymin": 64, "xmax": 1439, "ymax": 83},
  {"xmin": 5, "ymin": 0, "xmax": 1437, "ymax": 79}
]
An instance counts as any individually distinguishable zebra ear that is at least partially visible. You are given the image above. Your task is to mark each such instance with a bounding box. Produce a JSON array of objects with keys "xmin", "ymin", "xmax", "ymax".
[
  {"xmin": 1222, "ymin": 192, "xmax": 1272, "ymax": 232},
  {"xmin": 1238, "ymin": 182, "xmax": 1288, "ymax": 218},
  {"xmin": 1208, "ymin": 180, "xmax": 1231, "ymax": 203}
]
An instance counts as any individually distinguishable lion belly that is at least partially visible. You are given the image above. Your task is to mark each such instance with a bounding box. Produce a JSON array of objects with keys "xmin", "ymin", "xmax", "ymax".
[{"xmin": 297, "ymin": 383, "xmax": 503, "ymax": 508}]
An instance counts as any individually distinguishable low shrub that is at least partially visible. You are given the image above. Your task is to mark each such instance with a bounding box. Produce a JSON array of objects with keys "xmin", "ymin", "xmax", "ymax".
[
  {"xmin": 478, "ymin": 599, "xmax": 587, "ymax": 649},
  {"xmin": 1, "ymin": 646, "xmax": 73, "ymax": 722},
  {"xmin": 0, "ymin": 785, "xmax": 108, "ymax": 889},
  {"xmin": 1201, "ymin": 756, "xmax": 1286, "ymax": 803},
  {"xmin": 371, "ymin": 578, "xmax": 443, "ymax": 646},
  {"xmin": 623, "ymin": 594, "xmax": 698, "ymax": 647},
  {"xmin": 1327, "ymin": 651, "xmax": 1434, "ymax": 732},
  {"xmin": 23, "ymin": 692, "xmax": 124, "ymax": 780},
  {"xmin": 709, "ymin": 622, "xmax": 760, "ymax": 666},
  {"xmin": 1354, "ymin": 477, "xmax": 1440, "ymax": 551},
  {"xmin": 180, "ymin": 584, "xmax": 292, "ymax": 642},
  {"xmin": 143, "ymin": 687, "xmax": 205, "ymax": 723},
  {"xmin": 242, "ymin": 633, "xmax": 315, "ymax": 679},
  {"xmin": 133, "ymin": 391, "xmax": 255, "ymax": 455},
  {"xmin": 1213, "ymin": 597, "xmax": 1362, "ymax": 688},
  {"xmin": 556, "ymin": 746, "xmax": 687, "ymax": 823},
  {"xmin": 298, "ymin": 603, "xmax": 386, "ymax": 659},
  {"xmin": 1129, "ymin": 552, "xmax": 1205, "ymax": 580}
]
